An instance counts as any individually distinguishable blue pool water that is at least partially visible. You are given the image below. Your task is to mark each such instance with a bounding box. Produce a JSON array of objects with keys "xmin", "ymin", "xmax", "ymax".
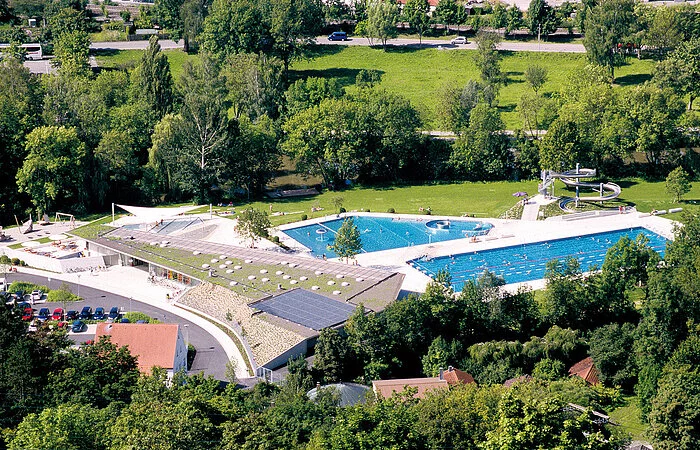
[
  {"xmin": 282, "ymin": 215, "xmax": 493, "ymax": 257},
  {"xmin": 409, "ymin": 227, "xmax": 668, "ymax": 292}
]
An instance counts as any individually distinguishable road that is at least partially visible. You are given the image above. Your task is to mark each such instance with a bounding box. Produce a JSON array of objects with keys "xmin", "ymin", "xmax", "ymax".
[
  {"xmin": 86, "ymin": 37, "xmax": 585, "ymax": 53},
  {"xmin": 318, "ymin": 36, "xmax": 586, "ymax": 53},
  {"xmin": 7, "ymin": 272, "xmax": 229, "ymax": 380}
]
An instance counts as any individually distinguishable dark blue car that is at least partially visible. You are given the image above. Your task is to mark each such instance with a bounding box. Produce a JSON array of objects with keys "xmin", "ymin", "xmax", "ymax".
[
  {"xmin": 108, "ymin": 306, "xmax": 120, "ymax": 320},
  {"xmin": 328, "ymin": 31, "xmax": 348, "ymax": 41},
  {"xmin": 93, "ymin": 307, "xmax": 105, "ymax": 320},
  {"xmin": 71, "ymin": 320, "xmax": 86, "ymax": 333},
  {"xmin": 80, "ymin": 306, "xmax": 92, "ymax": 319}
]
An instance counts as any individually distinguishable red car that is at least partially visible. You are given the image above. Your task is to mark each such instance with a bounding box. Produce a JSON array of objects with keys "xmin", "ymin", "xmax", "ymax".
[
  {"xmin": 22, "ymin": 308, "xmax": 34, "ymax": 321},
  {"xmin": 52, "ymin": 308, "xmax": 64, "ymax": 321}
]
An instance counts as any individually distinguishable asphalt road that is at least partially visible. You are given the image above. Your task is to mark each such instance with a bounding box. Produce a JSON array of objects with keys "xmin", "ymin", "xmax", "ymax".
[
  {"xmin": 85, "ymin": 37, "xmax": 585, "ymax": 53},
  {"xmin": 6, "ymin": 272, "xmax": 229, "ymax": 380}
]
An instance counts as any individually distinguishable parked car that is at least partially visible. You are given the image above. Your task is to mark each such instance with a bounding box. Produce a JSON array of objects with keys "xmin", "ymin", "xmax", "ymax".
[
  {"xmin": 450, "ymin": 36, "xmax": 467, "ymax": 45},
  {"xmin": 22, "ymin": 308, "xmax": 34, "ymax": 321},
  {"xmin": 328, "ymin": 31, "xmax": 348, "ymax": 41},
  {"xmin": 120, "ymin": 318, "xmax": 130, "ymax": 323},
  {"xmin": 108, "ymin": 307, "xmax": 120, "ymax": 320},
  {"xmin": 66, "ymin": 310, "xmax": 78, "ymax": 320},
  {"xmin": 52, "ymin": 308, "xmax": 64, "ymax": 321},
  {"xmin": 71, "ymin": 320, "xmax": 86, "ymax": 333},
  {"xmin": 17, "ymin": 301, "xmax": 30, "ymax": 311},
  {"xmin": 0, "ymin": 277, "xmax": 6, "ymax": 291},
  {"xmin": 93, "ymin": 307, "xmax": 105, "ymax": 320},
  {"xmin": 80, "ymin": 306, "xmax": 92, "ymax": 319},
  {"xmin": 30, "ymin": 290, "xmax": 42, "ymax": 302},
  {"xmin": 37, "ymin": 307, "xmax": 50, "ymax": 321}
]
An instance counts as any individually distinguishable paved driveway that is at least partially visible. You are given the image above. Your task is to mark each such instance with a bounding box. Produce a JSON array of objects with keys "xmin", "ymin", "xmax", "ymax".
[{"xmin": 8, "ymin": 272, "xmax": 229, "ymax": 380}]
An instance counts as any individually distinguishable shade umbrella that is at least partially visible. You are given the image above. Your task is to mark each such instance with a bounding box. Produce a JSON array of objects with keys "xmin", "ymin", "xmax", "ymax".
[{"xmin": 512, "ymin": 192, "xmax": 528, "ymax": 197}]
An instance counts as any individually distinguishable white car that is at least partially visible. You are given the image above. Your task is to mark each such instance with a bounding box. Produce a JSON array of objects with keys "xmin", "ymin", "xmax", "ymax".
[
  {"xmin": 30, "ymin": 290, "xmax": 42, "ymax": 302},
  {"xmin": 451, "ymin": 36, "xmax": 467, "ymax": 45}
]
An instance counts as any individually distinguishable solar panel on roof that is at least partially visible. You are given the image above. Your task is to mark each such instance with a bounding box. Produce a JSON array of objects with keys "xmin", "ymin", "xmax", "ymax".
[{"xmin": 254, "ymin": 289, "xmax": 357, "ymax": 330}]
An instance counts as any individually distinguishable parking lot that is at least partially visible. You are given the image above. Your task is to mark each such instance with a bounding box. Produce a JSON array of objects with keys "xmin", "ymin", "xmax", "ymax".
[{"xmin": 4, "ymin": 273, "xmax": 230, "ymax": 380}]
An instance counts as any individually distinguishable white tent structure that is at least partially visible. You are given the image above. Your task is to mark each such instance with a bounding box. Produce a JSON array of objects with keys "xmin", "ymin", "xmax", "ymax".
[{"xmin": 113, "ymin": 204, "xmax": 202, "ymax": 224}]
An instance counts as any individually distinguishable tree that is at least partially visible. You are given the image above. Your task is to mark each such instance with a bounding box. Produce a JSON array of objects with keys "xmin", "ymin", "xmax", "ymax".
[
  {"xmin": 16, "ymin": 126, "xmax": 86, "ymax": 215},
  {"xmin": 222, "ymin": 52, "xmax": 285, "ymax": 120},
  {"xmin": 52, "ymin": 30, "xmax": 91, "ymax": 75},
  {"xmin": 582, "ymin": 0, "xmax": 637, "ymax": 82},
  {"xmin": 666, "ymin": 166, "xmax": 692, "ymax": 202},
  {"xmin": 151, "ymin": 57, "xmax": 233, "ymax": 202},
  {"xmin": 440, "ymin": 80, "xmax": 496, "ymax": 135},
  {"xmin": 329, "ymin": 217, "xmax": 362, "ymax": 262},
  {"xmin": 130, "ymin": 36, "xmax": 174, "ymax": 118},
  {"xmin": 449, "ymin": 102, "xmax": 512, "ymax": 181},
  {"xmin": 364, "ymin": 0, "xmax": 399, "ymax": 49},
  {"xmin": 648, "ymin": 335, "xmax": 700, "ymax": 450},
  {"xmin": 230, "ymin": 115, "xmax": 280, "ymax": 198},
  {"xmin": 473, "ymin": 31, "xmax": 503, "ymax": 85},
  {"xmin": 199, "ymin": 0, "xmax": 269, "ymax": 58},
  {"xmin": 234, "ymin": 208, "xmax": 271, "ymax": 247},
  {"xmin": 45, "ymin": 337, "xmax": 140, "ymax": 408},
  {"xmin": 421, "ymin": 336, "xmax": 462, "ymax": 377},
  {"xmin": 654, "ymin": 37, "xmax": 700, "ymax": 111},
  {"xmin": 527, "ymin": 0, "xmax": 556, "ymax": 39},
  {"xmin": 284, "ymin": 77, "xmax": 343, "ymax": 117},
  {"xmin": 524, "ymin": 65, "xmax": 547, "ymax": 93},
  {"xmin": 268, "ymin": 0, "xmax": 324, "ymax": 72},
  {"xmin": 5, "ymin": 403, "xmax": 110, "ymax": 450},
  {"xmin": 313, "ymin": 328, "xmax": 350, "ymax": 383},
  {"xmin": 532, "ymin": 358, "xmax": 565, "ymax": 381},
  {"xmin": 639, "ymin": 5, "xmax": 681, "ymax": 58},
  {"xmin": 505, "ymin": 5, "xmax": 524, "ymax": 34},
  {"xmin": 403, "ymin": 0, "xmax": 430, "ymax": 45},
  {"xmin": 433, "ymin": 0, "xmax": 457, "ymax": 35}
]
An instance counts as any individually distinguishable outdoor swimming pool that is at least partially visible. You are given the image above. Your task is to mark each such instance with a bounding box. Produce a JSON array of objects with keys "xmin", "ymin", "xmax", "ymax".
[
  {"xmin": 409, "ymin": 227, "xmax": 669, "ymax": 291},
  {"xmin": 282, "ymin": 215, "xmax": 493, "ymax": 257}
]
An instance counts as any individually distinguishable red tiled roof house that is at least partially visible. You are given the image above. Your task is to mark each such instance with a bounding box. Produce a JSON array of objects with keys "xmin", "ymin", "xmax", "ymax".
[
  {"xmin": 372, "ymin": 366, "xmax": 475, "ymax": 399},
  {"xmin": 568, "ymin": 357, "xmax": 600, "ymax": 385},
  {"xmin": 95, "ymin": 323, "xmax": 187, "ymax": 378}
]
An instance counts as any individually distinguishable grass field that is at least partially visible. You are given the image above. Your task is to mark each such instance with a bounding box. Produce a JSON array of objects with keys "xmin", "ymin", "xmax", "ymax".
[
  {"xmin": 609, "ymin": 396, "xmax": 648, "ymax": 441},
  {"xmin": 93, "ymin": 48, "xmax": 199, "ymax": 79},
  {"xmin": 192, "ymin": 180, "xmax": 540, "ymax": 227},
  {"xmin": 94, "ymin": 45, "xmax": 655, "ymax": 129},
  {"xmin": 291, "ymin": 46, "xmax": 656, "ymax": 129}
]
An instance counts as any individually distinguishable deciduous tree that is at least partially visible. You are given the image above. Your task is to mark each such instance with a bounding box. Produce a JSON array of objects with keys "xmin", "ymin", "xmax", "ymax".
[{"xmin": 329, "ymin": 217, "xmax": 362, "ymax": 262}]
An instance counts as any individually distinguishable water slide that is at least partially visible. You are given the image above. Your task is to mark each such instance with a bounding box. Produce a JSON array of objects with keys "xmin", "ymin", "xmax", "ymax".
[{"xmin": 540, "ymin": 168, "xmax": 621, "ymax": 202}]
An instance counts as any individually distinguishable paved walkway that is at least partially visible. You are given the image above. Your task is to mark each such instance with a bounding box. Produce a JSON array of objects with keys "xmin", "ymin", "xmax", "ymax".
[
  {"xmin": 13, "ymin": 265, "xmax": 251, "ymax": 380},
  {"xmin": 521, "ymin": 194, "xmax": 551, "ymax": 221}
]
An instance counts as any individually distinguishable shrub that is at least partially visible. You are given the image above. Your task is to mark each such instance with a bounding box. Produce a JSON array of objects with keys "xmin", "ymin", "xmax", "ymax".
[
  {"xmin": 301, "ymin": 214, "xmax": 308, "ymax": 221},
  {"xmin": 47, "ymin": 283, "xmax": 80, "ymax": 302},
  {"xmin": 0, "ymin": 255, "xmax": 10, "ymax": 264},
  {"xmin": 187, "ymin": 344, "xmax": 196, "ymax": 370},
  {"xmin": 425, "ymin": 210, "xmax": 432, "ymax": 215},
  {"xmin": 387, "ymin": 208, "xmax": 395, "ymax": 213},
  {"xmin": 19, "ymin": 260, "xmax": 26, "ymax": 266},
  {"xmin": 123, "ymin": 311, "xmax": 160, "ymax": 323},
  {"xmin": 9, "ymin": 281, "xmax": 49, "ymax": 294},
  {"xmin": 11, "ymin": 258, "xmax": 19, "ymax": 265},
  {"xmin": 339, "ymin": 207, "xmax": 346, "ymax": 213},
  {"xmin": 271, "ymin": 236, "xmax": 280, "ymax": 244}
]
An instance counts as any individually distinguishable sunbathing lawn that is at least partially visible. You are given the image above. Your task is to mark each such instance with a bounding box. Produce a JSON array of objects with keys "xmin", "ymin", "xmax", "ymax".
[{"xmin": 609, "ymin": 396, "xmax": 648, "ymax": 442}]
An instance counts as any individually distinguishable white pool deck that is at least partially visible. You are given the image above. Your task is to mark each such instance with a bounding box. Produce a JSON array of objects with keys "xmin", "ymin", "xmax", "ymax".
[{"xmin": 275, "ymin": 196, "xmax": 678, "ymax": 294}]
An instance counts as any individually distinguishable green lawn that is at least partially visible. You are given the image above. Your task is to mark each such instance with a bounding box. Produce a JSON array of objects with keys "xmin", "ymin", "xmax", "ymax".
[
  {"xmin": 291, "ymin": 46, "xmax": 655, "ymax": 129},
  {"xmin": 192, "ymin": 180, "xmax": 539, "ymax": 227},
  {"xmin": 93, "ymin": 48, "xmax": 198, "ymax": 79},
  {"xmin": 609, "ymin": 396, "xmax": 648, "ymax": 442}
]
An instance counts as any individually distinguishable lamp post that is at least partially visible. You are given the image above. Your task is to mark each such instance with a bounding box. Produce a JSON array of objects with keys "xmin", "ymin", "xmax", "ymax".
[
  {"xmin": 184, "ymin": 324, "xmax": 189, "ymax": 345},
  {"xmin": 76, "ymin": 274, "xmax": 81, "ymax": 300},
  {"xmin": 129, "ymin": 296, "xmax": 132, "ymax": 314}
]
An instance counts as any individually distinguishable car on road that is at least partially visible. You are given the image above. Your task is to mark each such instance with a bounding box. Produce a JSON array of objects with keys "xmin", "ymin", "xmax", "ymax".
[
  {"xmin": 22, "ymin": 308, "xmax": 34, "ymax": 321},
  {"xmin": 30, "ymin": 290, "xmax": 42, "ymax": 302},
  {"xmin": 71, "ymin": 320, "xmax": 86, "ymax": 333},
  {"xmin": 93, "ymin": 307, "xmax": 105, "ymax": 320},
  {"xmin": 66, "ymin": 310, "xmax": 78, "ymax": 320},
  {"xmin": 37, "ymin": 307, "xmax": 50, "ymax": 321},
  {"xmin": 80, "ymin": 306, "xmax": 92, "ymax": 319},
  {"xmin": 108, "ymin": 307, "xmax": 120, "ymax": 320},
  {"xmin": 328, "ymin": 31, "xmax": 348, "ymax": 41},
  {"xmin": 52, "ymin": 308, "xmax": 64, "ymax": 321},
  {"xmin": 450, "ymin": 36, "xmax": 467, "ymax": 45}
]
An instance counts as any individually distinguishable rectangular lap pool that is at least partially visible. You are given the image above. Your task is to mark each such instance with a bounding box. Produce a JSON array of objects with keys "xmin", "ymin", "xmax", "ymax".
[
  {"xmin": 282, "ymin": 215, "xmax": 493, "ymax": 258},
  {"xmin": 408, "ymin": 227, "xmax": 668, "ymax": 292}
]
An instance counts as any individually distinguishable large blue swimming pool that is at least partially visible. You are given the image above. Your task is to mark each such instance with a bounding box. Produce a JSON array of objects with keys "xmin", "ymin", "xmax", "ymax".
[
  {"xmin": 282, "ymin": 215, "xmax": 493, "ymax": 258},
  {"xmin": 409, "ymin": 227, "xmax": 668, "ymax": 291}
]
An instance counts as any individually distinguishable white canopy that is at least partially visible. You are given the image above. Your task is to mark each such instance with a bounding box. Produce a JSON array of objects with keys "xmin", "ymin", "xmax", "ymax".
[{"xmin": 116, "ymin": 204, "xmax": 201, "ymax": 222}]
